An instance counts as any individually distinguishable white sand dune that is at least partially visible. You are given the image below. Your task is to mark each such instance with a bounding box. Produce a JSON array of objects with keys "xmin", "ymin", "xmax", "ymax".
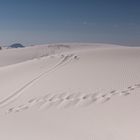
[{"xmin": 0, "ymin": 43, "xmax": 140, "ymax": 140}]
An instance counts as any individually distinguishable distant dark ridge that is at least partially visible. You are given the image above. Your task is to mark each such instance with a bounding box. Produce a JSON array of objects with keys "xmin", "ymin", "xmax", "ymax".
[{"xmin": 9, "ymin": 43, "xmax": 25, "ymax": 48}]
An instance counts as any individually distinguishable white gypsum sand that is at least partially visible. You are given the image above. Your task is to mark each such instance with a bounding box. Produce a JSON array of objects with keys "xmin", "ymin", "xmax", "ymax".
[{"xmin": 0, "ymin": 43, "xmax": 140, "ymax": 140}]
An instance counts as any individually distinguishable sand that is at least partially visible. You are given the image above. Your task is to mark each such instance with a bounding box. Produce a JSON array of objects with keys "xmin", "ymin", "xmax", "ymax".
[{"xmin": 0, "ymin": 43, "xmax": 140, "ymax": 140}]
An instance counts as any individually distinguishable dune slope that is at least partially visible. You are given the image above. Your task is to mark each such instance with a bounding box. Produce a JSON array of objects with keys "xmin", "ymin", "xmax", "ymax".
[{"xmin": 0, "ymin": 43, "xmax": 140, "ymax": 140}]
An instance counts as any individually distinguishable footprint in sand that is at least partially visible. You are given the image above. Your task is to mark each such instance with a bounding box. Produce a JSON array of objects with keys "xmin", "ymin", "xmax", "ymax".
[
  {"xmin": 78, "ymin": 93, "xmax": 99, "ymax": 107},
  {"xmin": 59, "ymin": 92, "xmax": 81, "ymax": 108},
  {"xmin": 6, "ymin": 83, "xmax": 140, "ymax": 114},
  {"xmin": 39, "ymin": 93, "xmax": 66, "ymax": 110}
]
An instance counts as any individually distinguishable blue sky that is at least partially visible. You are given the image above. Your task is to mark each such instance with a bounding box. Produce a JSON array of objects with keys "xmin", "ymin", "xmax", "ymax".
[{"xmin": 0, "ymin": 0, "xmax": 140, "ymax": 46}]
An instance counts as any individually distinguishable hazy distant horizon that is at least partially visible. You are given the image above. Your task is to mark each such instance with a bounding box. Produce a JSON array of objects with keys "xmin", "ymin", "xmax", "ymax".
[{"xmin": 0, "ymin": 0, "xmax": 140, "ymax": 46}]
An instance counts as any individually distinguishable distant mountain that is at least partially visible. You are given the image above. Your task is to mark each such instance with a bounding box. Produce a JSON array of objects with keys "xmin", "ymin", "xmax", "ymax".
[{"xmin": 9, "ymin": 43, "xmax": 25, "ymax": 48}]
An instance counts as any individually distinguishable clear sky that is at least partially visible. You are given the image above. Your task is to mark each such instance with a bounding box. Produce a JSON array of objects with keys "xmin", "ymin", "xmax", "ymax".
[{"xmin": 0, "ymin": 0, "xmax": 140, "ymax": 46}]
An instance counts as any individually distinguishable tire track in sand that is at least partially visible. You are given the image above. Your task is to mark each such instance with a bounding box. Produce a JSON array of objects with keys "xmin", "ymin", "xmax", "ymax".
[{"xmin": 0, "ymin": 54, "xmax": 76, "ymax": 108}]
